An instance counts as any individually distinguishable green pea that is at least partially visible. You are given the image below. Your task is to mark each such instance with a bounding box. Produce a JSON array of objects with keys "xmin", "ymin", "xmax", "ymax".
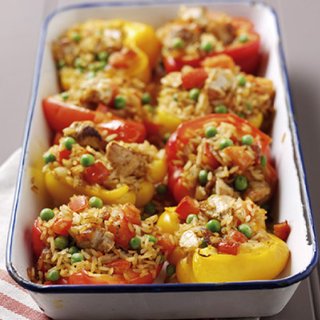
[
  {"xmin": 69, "ymin": 246, "xmax": 79, "ymax": 254},
  {"xmin": 238, "ymin": 223, "xmax": 253, "ymax": 238},
  {"xmin": 238, "ymin": 75, "xmax": 247, "ymax": 87},
  {"xmin": 80, "ymin": 154, "xmax": 95, "ymax": 167},
  {"xmin": 60, "ymin": 92, "xmax": 69, "ymax": 101},
  {"xmin": 237, "ymin": 112, "xmax": 245, "ymax": 118},
  {"xmin": 144, "ymin": 202, "xmax": 157, "ymax": 215},
  {"xmin": 90, "ymin": 61, "xmax": 106, "ymax": 72},
  {"xmin": 156, "ymin": 184, "xmax": 167, "ymax": 195},
  {"xmin": 260, "ymin": 155, "xmax": 267, "ymax": 167},
  {"xmin": 63, "ymin": 137, "xmax": 76, "ymax": 150},
  {"xmin": 189, "ymin": 88, "xmax": 201, "ymax": 101},
  {"xmin": 97, "ymin": 51, "xmax": 109, "ymax": 61},
  {"xmin": 130, "ymin": 236, "xmax": 141, "ymax": 250},
  {"xmin": 57, "ymin": 60, "xmax": 65, "ymax": 69},
  {"xmin": 219, "ymin": 138, "xmax": 233, "ymax": 149},
  {"xmin": 145, "ymin": 235, "xmax": 157, "ymax": 243},
  {"xmin": 201, "ymin": 42, "xmax": 213, "ymax": 53},
  {"xmin": 198, "ymin": 170, "xmax": 208, "ymax": 186},
  {"xmin": 114, "ymin": 96, "xmax": 126, "ymax": 110},
  {"xmin": 166, "ymin": 264, "xmax": 176, "ymax": 277},
  {"xmin": 71, "ymin": 252, "xmax": 84, "ymax": 264},
  {"xmin": 172, "ymin": 37, "xmax": 185, "ymax": 49},
  {"xmin": 163, "ymin": 133, "xmax": 171, "ymax": 144},
  {"xmin": 71, "ymin": 32, "xmax": 81, "ymax": 42},
  {"xmin": 40, "ymin": 208, "xmax": 54, "ymax": 221},
  {"xmin": 141, "ymin": 93, "xmax": 151, "ymax": 105},
  {"xmin": 234, "ymin": 175, "xmax": 248, "ymax": 191},
  {"xmin": 43, "ymin": 152, "xmax": 56, "ymax": 164},
  {"xmin": 206, "ymin": 219, "xmax": 221, "ymax": 233},
  {"xmin": 89, "ymin": 196, "xmax": 103, "ymax": 208},
  {"xmin": 46, "ymin": 268, "xmax": 60, "ymax": 281},
  {"xmin": 205, "ymin": 126, "xmax": 217, "ymax": 138},
  {"xmin": 54, "ymin": 236, "xmax": 69, "ymax": 250},
  {"xmin": 238, "ymin": 34, "xmax": 249, "ymax": 43},
  {"xmin": 186, "ymin": 214, "xmax": 198, "ymax": 224},
  {"xmin": 214, "ymin": 104, "xmax": 228, "ymax": 113},
  {"xmin": 241, "ymin": 134, "xmax": 254, "ymax": 145}
]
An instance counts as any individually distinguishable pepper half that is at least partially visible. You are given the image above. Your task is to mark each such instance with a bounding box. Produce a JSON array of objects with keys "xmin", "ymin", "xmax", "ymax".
[
  {"xmin": 157, "ymin": 195, "xmax": 290, "ymax": 283},
  {"xmin": 53, "ymin": 19, "xmax": 160, "ymax": 90}
]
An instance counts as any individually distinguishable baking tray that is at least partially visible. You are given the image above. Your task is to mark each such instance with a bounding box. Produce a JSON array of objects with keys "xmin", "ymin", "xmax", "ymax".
[{"xmin": 6, "ymin": 1, "xmax": 318, "ymax": 319}]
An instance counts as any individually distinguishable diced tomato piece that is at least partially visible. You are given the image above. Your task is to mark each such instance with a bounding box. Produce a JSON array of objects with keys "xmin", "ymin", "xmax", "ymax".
[
  {"xmin": 175, "ymin": 196, "xmax": 200, "ymax": 220},
  {"xmin": 123, "ymin": 204, "xmax": 141, "ymax": 225},
  {"xmin": 68, "ymin": 195, "xmax": 88, "ymax": 212},
  {"xmin": 229, "ymin": 230, "xmax": 248, "ymax": 244},
  {"xmin": 83, "ymin": 162, "xmax": 110, "ymax": 185},
  {"xmin": 203, "ymin": 142, "xmax": 220, "ymax": 170},
  {"xmin": 52, "ymin": 218, "xmax": 72, "ymax": 236},
  {"xmin": 217, "ymin": 241, "xmax": 239, "ymax": 255},
  {"xmin": 273, "ymin": 221, "xmax": 291, "ymax": 241},
  {"xmin": 109, "ymin": 218, "xmax": 135, "ymax": 250},
  {"xmin": 58, "ymin": 149, "xmax": 71, "ymax": 162},
  {"xmin": 32, "ymin": 220, "xmax": 45, "ymax": 258},
  {"xmin": 157, "ymin": 234, "xmax": 176, "ymax": 256},
  {"xmin": 105, "ymin": 259, "xmax": 131, "ymax": 275},
  {"xmin": 181, "ymin": 68, "xmax": 208, "ymax": 90},
  {"xmin": 223, "ymin": 146, "xmax": 255, "ymax": 171},
  {"xmin": 109, "ymin": 49, "xmax": 137, "ymax": 69}
]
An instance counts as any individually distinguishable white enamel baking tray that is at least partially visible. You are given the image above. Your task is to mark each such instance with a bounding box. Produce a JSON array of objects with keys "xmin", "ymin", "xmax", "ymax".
[{"xmin": 6, "ymin": 1, "xmax": 318, "ymax": 319}]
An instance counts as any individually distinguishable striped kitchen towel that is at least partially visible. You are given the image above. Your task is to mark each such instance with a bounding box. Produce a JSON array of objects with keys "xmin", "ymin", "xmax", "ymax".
[{"xmin": 0, "ymin": 150, "xmax": 48, "ymax": 320}]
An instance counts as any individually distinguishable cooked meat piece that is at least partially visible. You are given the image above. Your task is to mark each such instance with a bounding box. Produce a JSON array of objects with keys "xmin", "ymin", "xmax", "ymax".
[
  {"xmin": 70, "ymin": 226, "xmax": 115, "ymax": 253},
  {"xmin": 207, "ymin": 15, "xmax": 236, "ymax": 45},
  {"xmin": 106, "ymin": 141, "xmax": 147, "ymax": 178},
  {"xmin": 64, "ymin": 121, "xmax": 106, "ymax": 151},
  {"xmin": 244, "ymin": 181, "xmax": 271, "ymax": 204},
  {"xmin": 215, "ymin": 178, "xmax": 239, "ymax": 197}
]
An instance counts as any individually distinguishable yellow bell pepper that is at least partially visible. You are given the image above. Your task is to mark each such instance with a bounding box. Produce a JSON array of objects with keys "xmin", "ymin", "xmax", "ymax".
[
  {"xmin": 154, "ymin": 109, "xmax": 183, "ymax": 135},
  {"xmin": 58, "ymin": 19, "xmax": 160, "ymax": 90},
  {"xmin": 177, "ymin": 234, "xmax": 289, "ymax": 283},
  {"xmin": 157, "ymin": 207, "xmax": 180, "ymax": 234},
  {"xmin": 248, "ymin": 112, "xmax": 264, "ymax": 128},
  {"xmin": 45, "ymin": 155, "xmax": 167, "ymax": 208},
  {"xmin": 44, "ymin": 171, "xmax": 135, "ymax": 206},
  {"xmin": 157, "ymin": 207, "xmax": 290, "ymax": 283}
]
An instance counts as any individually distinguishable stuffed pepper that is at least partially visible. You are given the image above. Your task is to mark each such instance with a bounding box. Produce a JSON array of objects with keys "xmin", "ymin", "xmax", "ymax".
[
  {"xmin": 154, "ymin": 55, "xmax": 274, "ymax": 135},
  {"xmin": 29, "ymin": 195, "xmax": 164, "ymax": 284},
  {"xmin": 53, "ymin": 19, "xmax": 160, "ymax": 90},
  {"xmin": 166, "ymin": 114, "xmax": 277, "ymax": 204},
  {"xmin": 157, "ymin": 6, "xmax": 260, "ymax": 74},
  {"xmin": 43, "ymin": 121, "xmax": 167, "ymax": 207},
  {"xmin": 43, "ymin": 73, "xmax": 152, "ymax": 134},
  {"xmin": 157, "ymin": 194, "xmax": 290, "ymax": 283}
]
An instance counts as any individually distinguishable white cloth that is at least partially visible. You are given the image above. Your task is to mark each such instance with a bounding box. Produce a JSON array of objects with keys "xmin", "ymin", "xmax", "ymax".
[{"xmin": 0, "ymin": 149, "xmax": 48, "ymax": 320}]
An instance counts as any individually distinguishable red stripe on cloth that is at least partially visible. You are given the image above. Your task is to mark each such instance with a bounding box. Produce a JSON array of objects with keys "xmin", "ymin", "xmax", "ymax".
[
  {"xmin": 0, "ymin": 292, "xmax": 48, "ymax": 320},
  {"xmin": 0, "ymin": 269, "xmax": 27, "ymax": 292}
]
